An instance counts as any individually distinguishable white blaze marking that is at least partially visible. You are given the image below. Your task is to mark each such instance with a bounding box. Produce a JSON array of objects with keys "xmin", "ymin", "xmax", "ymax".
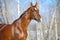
[{"xmin": 35, "ymin": 8, "xmax": 37, "ymax": 10}]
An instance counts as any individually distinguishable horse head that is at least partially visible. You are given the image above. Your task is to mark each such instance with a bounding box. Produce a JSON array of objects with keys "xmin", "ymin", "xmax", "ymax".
[{"xmin": 30, "ymin": 2, "xmax": 41, "ymax": 22}]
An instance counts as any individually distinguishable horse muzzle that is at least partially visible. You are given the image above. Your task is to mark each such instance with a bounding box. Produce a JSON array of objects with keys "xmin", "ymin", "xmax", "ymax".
[{"xmin": 36, "ymin": 18, "xmax": 42, "ymax": 22}]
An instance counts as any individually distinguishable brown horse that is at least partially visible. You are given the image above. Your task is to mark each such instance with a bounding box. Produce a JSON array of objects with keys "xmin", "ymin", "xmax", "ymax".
[{"xmin": 0, "ymin": 2, "xmax": 41, "ymax": 40}]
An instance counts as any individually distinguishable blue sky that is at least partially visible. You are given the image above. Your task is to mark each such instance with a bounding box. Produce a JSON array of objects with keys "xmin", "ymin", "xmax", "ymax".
[{"xmin": 0, "ymin": 0, "xmax": 2, "ymax": 2}]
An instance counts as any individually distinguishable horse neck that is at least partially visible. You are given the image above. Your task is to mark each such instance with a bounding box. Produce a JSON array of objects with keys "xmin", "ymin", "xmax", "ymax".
[
  {"xmin": 14, "ymin": 10, "xmax": 31, "ymax": 31},
  {"xmin": 20, "ymin": 11, "xmax": 31, "ymax": 30}
]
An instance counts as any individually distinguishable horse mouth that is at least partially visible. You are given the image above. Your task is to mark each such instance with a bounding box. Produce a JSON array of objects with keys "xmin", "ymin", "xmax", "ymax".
[
  {"xmin": 34, "ymin": 19, "xmax": 40, "ymax": 22},
  {"xmin": 37, "ymin": 19, "xmax": 40, "ymax": 22}
]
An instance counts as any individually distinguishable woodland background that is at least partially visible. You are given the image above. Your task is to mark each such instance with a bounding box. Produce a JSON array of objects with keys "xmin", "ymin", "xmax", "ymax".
[{"xmin": 0, "ymin": 0, "xmax": 60, "ymax": 40}]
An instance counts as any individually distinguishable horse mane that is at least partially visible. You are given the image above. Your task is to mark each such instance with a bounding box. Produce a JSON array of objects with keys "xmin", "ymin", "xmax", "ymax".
[
  {"xmin": 20, "ymin": 8, "xmax": 30, "ymax": 18},
  {"xmin": 12, "ymin": 7, "xmax": 30, "ymax": 24}
]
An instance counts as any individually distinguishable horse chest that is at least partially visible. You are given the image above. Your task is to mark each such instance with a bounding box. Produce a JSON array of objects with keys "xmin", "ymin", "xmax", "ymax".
[{"xmin": 14, "ymin": 27, "xmax": 27, "ymax": 39}]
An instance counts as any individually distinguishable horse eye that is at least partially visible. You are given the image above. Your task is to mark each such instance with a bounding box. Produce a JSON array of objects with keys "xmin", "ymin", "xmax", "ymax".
[{"xmin": 32, "ymin": 10, "xmax": 34, "ymax": 12}]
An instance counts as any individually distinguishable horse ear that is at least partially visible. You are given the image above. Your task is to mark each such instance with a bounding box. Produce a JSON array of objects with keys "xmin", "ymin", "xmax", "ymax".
[
  {"xmin": 35, "ymin": 2, "xmax": 37, "ymax": 7},
  {"xmin": 30, "ymin": 2, "xmax": 33, "ymax": 7}
]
